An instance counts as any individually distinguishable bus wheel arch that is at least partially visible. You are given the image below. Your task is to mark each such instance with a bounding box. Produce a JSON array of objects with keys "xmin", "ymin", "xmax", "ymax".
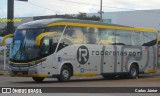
[
  {"xmin": 128, "ymin": 63, "xmax": 139, "ymax": 79},
  {"xmin": 57, "ymin": 63, "xmax": 73, "ymax": 82}
]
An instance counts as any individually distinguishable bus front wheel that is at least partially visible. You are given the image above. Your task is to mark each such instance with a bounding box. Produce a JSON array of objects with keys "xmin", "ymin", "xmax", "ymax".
[
  {"xmin": 128, "ymin": 64, "xmax": 139, "ymax": 79},
  {"xmin": 32, "ymin": 77, "xmax": 45, "ymax": 82},
  {"xmin": 57, "ymin": 66, "xmax": 71, "ymax": 82}
]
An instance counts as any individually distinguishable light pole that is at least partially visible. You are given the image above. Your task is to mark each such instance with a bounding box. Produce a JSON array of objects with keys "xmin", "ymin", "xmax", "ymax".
[
  {"xmin": 7, "ymin": 0, "xmax": 28, "ymax": 35},
  {"xmin": 7, "ymin": 0, "xmax": 14, "ymax": 35},
  {"xmin": 98, "ymin": 0, "xmax": 103, "ymax": 22}
]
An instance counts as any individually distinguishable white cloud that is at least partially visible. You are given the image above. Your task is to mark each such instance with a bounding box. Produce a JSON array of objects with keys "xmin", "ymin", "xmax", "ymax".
[
  {"xmin": 1, "ymin": 0, "xmax": 160, "ymax": 18},
  {"xmin": 0, "ymin": 9, "xmax": 7, "ymax": 18}
]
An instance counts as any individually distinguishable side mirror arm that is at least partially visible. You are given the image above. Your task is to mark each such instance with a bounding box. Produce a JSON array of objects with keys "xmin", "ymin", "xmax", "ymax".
[{"xmin": 1, "ymin": 34, "xmax": 14, "ymax": 46}]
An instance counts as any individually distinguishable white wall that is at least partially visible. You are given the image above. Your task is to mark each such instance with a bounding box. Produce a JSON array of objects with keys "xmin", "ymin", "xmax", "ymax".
[{"xmin": 88, "ymin": 9, "xmax": 160, "ymax": 31}]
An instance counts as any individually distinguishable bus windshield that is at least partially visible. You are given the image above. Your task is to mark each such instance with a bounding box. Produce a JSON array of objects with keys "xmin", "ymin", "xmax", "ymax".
[
  {"xmin": 10, "ymin": 29, "xmax": 44, "ymax": 62},
  {"xmin": 9, "ymin": 26, "xmax": 65, "ymax": 62}
]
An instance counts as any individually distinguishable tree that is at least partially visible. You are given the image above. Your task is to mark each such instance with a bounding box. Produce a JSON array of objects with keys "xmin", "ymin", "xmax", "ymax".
[
  {"xmin": 0, "ymin": 26, "xmax": 16, "ymax": 36},
  {"xmin": 53, "ymin": 12, "xmax": 100, "ymax": 21}
]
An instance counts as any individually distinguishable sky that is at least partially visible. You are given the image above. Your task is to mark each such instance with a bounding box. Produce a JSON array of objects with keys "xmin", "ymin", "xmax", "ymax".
[{"xmin": 1, "ymin": 0, "xmax": 160, "ymax": 18}]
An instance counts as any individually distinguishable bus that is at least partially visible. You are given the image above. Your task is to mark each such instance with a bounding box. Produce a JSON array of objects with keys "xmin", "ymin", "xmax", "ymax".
[
  {"xmin": 2, "ymin": 18, "xmax": 158, "ymax": 82},
  {"xmin": 158, "ymin": 32, "xmax": 160, "ymax": 66}
]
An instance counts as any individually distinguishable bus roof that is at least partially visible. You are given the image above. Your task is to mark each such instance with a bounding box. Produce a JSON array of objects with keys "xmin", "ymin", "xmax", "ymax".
[{"xmin": 17, "ymin": 18, "xmax": 157, "ymax": 32}]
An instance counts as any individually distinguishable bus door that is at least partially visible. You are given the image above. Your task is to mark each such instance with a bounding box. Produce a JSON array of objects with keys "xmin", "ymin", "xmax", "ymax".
[
  {"xmin": 102, "ymin": 45, "xmax": 115, "ymax": 73},
  {"xmin": 41, "ymin": 37, "xmax": 54, "ymax": 67},
  {"xmin": 99, "ymin": 29, "xmax": 115, "ymax": 73},
  {"xmin": 116, "ymin": 46, "xmax": 123, "ymax": 72}
]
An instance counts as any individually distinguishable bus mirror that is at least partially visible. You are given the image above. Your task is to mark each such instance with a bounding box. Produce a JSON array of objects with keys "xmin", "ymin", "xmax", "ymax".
[
  {"xmin": 1, "ymin": 34, "xmax": 14, "ymax": 46},
  {"xmin": 36, "ymin": 32, "xmax": 55, "ymax": 46}
]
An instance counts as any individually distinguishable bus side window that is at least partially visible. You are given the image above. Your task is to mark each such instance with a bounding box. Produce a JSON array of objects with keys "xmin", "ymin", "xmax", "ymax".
[
  {"xmin": 61, "ymin": 27, "xmax": 74, "ymax": 45},
  {"xmin": 131, "ymin": 31, "xmax": 144, "ymax": 46},
  {"xmin": 61, "ymin": 26, "xmax": 84, "ymax": 44},
  {"xmin": 84, "ymin": 28, "xmax": 99, "ymax": 44},
  {"xmin": 41, "ymin": 38, "xmax": 50, "ymax": 55},
  {"xmin": 143, "ymin": 32, "xmax": 157, "ymax": 46},
  {"xmin": 115, "ymin": 30, "xmax": 131, "ymax": 45},
  {"xmin": 99, "ymin": 29, "xmax": 115, "ymax": 45},
  {"xmin": 72, "ymin": 27, "xmax": 84, "ymax": 44}
]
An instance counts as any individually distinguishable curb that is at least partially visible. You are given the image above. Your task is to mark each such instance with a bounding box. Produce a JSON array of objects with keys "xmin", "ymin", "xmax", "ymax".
[{"xmin": 0, "ymin": 71, "xmax": 7, "ymax": 75}]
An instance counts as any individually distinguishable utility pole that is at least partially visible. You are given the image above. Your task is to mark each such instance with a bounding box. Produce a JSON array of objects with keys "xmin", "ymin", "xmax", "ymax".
[
  {"xmin": 7, "ymin": 0, "xmax": 14, "ymax": 34},
  {"xmin": 7, "ymin": 0, "xmax": 28, "ymax": 35},
  {"xmin": 99, "ymin": 0, "xmax": 103, "ymax": 22}
]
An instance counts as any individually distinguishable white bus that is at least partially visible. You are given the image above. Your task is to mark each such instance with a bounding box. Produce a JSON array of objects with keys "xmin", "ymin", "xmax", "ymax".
[{"xmin": 2, "ymin": 18, "xmax": 158, "ymax": 82}]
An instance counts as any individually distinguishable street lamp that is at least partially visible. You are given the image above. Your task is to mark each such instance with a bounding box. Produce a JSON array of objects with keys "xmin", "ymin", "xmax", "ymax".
[{"xmin": 98, "ymin": 0, "xmax": 103, "ymax": 22}]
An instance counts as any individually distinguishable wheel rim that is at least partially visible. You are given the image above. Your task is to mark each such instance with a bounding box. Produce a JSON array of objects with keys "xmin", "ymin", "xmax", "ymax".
[
  {"xmin": 62, "ymin": 70, "xmax": 69, "ymax": 79},
  {"xmin": 131, "ymin": 68, "xmax": 137, "ymax": 76}
]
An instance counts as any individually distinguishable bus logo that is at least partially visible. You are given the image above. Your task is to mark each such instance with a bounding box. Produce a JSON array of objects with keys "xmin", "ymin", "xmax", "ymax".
[{"xmin": 77, "ymin": 46, "xmax": 89, "ymax": 64}]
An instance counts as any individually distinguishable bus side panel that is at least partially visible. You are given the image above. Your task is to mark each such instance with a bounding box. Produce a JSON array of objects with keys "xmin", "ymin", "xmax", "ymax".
[
  {"xmin": 36, "ymin": 55, "xmax": 58, "ymax": 77},
  {"xmin": 116, "ymin": 46, "xmax": 142, "ymax": 73},
  {"xmin": 54, "ymin": 45, "xmax": 102, "ymax": 76},
  {"xmin": 140, "ymin": 45, "xmax": 157, "ymax": 73},
  {"xmin": 75, "ymin": 45, "xmax": 102, "ymax": 76}
]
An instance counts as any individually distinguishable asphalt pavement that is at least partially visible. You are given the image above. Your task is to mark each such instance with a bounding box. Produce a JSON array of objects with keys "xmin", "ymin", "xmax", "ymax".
[
  {"xmin": 0, "ymin": 55, "xmax": 4, "ymax": 70},
  {"xmin": 0, "ymin": 55, "xmax": 8, "ymax": 74}
]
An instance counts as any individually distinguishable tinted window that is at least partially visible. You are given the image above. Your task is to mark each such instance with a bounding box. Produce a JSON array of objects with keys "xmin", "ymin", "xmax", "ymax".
[
  {"xmin": 83, "ymin": 28, "xmax": 99, "ymax": 44},
  {"xmin": 62, "ymin": 26, "xmax": 84, "ymax": 44},
  {"xmin": 63, "ymin": 26, "xmax": 100, "ymax": 44},
  {"xmin": 99, "ymin": 29, "xmax": 115, "ymax": 45},
  {"xmin": 115, "ymin": 30, "xmax": 131, "ymax": 45},
  {"xmin": 131, "ymin": 31, "xmax": 144, "ymax": 46},
  {"xmin": 143, "ymin": 32, "xmax": 157, "ymax": 46}
]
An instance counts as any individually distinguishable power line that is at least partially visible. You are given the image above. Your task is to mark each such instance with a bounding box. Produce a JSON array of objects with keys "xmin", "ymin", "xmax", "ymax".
[
  {"xmin": 27, "ymin": 1, "xmax": 83, "ymax": 14},
  {"xmin": 58, "ymin": 0, "xmax": 160, "ymax": 14},
  {"xmin": 27, "ymin": 1, "xmax": 57, "ymax": 12},
  {"xmin": 17, "ymin": 0, "xmax": 160, "ymax": 15},
  {"xmin": 59, "ymin": 0, "xmax": 137, "ymax": 10},
  {"xmin": 30, "ymin": 0, "xmax": 79, "ymax": 14}
]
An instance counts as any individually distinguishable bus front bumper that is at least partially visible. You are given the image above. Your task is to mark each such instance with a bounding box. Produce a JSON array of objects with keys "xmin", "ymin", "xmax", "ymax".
[{"xmin": 7, "ymin": 63, "xmax": 48, "ymax": 78}]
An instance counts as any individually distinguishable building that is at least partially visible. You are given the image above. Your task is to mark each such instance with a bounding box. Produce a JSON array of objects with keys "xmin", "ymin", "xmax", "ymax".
[
  {"xmin": 0, "ymin": 9, "xmax": 160, "ymax": 31},
  {"xmin": 87, "ymin": 9, "xmax": 160, "ymax": 31}
]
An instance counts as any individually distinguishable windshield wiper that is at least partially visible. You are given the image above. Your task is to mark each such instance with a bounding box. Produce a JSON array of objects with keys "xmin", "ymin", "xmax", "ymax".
[
  {"xmin": 12, "ymin": 42, "xmax": 23, "ymax": 61},
  {"xmin": 19, "ymin": 41, "xmax": 28, "ymax": 60},
  {"xmin": 12, "ymin": 41, "xmax": 27, "ymax": 61}
]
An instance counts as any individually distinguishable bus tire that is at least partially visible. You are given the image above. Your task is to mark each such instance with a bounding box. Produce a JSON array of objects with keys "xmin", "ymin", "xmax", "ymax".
[
  {"xmin": 32, "ymin": 77, "xmax": 45, "ymax": 82},
  {"xmin": 57, "ymin": 65, "xmax": 71, "ymax": 82},
  {"xmin": 128, "ymin": 64, "xmax": 139, "ymax": 79}
]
